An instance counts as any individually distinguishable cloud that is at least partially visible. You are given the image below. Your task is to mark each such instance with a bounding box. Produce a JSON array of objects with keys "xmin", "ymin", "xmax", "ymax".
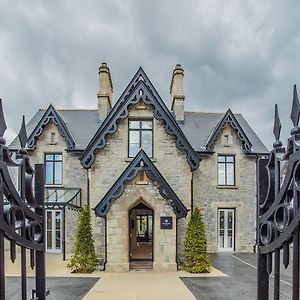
[{"xmin": 0, "ymin": 0, "xmax": 300, "ymax": 149}]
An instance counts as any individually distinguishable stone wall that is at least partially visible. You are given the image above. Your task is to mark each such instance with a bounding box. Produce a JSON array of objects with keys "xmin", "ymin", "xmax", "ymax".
[
  {"xmin": 90, "ymin": 104, "xmax": 192, "ymax": 261},
  {"xmin": 25, "ymin": 122, "xmax": 87, "ymax": 254},
  {"xmin": 28, "ymin": 122, "xmax": 87, "ymax": 204},
  {"xmin": 65, "ymin": 207, "xmax": 79, "ymax": 253},
  {"xmin": 194, "ymin": 125, "xmax": 257, "ymax": 252}
]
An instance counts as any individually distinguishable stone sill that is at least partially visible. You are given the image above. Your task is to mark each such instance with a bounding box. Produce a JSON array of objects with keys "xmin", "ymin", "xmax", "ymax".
[
  {"xmin": 216, "ymin": 185, "xmax": 239, "ymax": 189},
  {"xmin": 125, "ymin": 157, "xmax": 157, "ymax": 162}
]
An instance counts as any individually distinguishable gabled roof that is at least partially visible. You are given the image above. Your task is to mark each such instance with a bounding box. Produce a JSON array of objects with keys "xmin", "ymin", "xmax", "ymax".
[
  {"xmin": 179, "ymin": 112, "xmax": 268, "ymax": 154},
  {"xmin": 9, "ymin": 109, "xmax": 269, "ymax": 155},
  {"xmin": 94, "ymin": 149, "xmax": 188, "ymax": 218},
  {"xmin": 23, "ymin": 104, "xmax": 76, "ymax": 150},
  {"xmin": 9, "ymin": 108, "xmax": 100, "ymax": 151},
  {"xmin": 205, "ymin": 109, "xmax": 252, "ymax": 153},
  {"xmin": 80, "ymin": 67, "xmax": 200, "ymax": 170}
]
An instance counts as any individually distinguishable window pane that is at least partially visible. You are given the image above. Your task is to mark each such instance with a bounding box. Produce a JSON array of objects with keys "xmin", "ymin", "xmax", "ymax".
[
  {"xmin": 218, "ymin": 163, "xmax": 225, "ymax": 185},
  {"xmin": 141, "ymin": 131, "xmax": 152, "ymax": 145},
  {"xmin": 55, "ymin": 212, "xmax": 61, "ymax": 249},
  {"xmin": 142, "ymin": 131, "xmax": 153, "ymax": 157},
  {"xmin": 55, "ymin": 154, "xmax": 62, "ymax": 160},
  {"xmin": 129, "ymin": 143, "xmax": 139, "ymax": 157},
  {"xmin": 129, "ymin": 120, "xmax": 140, "ymax": 129},
  {"xmin": 218, "ymin": 156, "xmax": 225, "ymax": 162},
  {"xmin": 47, "ymin": 212, "xmax": 52, "ymax": 249},
  {"xmin": 45, "ymin": 154, "xmax": 54, "ymax": 161},
  {"xmin": 227, "ymin": 156, "xmax": 234, "ymax": 163},
  {"xmin": 219, "ymin": 211, "xmax": 225, "ymax": 248},
  {"xmin": 143, "ymin": 144, "xmax": 153, "ymax": 157},
  {"xmin": 141, "ymin": 121, "xmax": 152, "ymax": 129},
  {"xmin": 129, "ymin": 130, "xmax": 140, "ymax": 144},
  {"xmin": 227, "ymin": 164, "xmax": 234, "ymax": 185},
  {"xmin": 54, "ymin": 162, "xmax": 62, "ymax": 184},
  {"xmin": 45, "ymin": 162, "xmax": 53, "ymax": 184}
]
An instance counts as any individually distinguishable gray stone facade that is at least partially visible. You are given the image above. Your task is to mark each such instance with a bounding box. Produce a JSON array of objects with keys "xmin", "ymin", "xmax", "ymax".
[{"xmin": 9, "ymin": 64, "xmax": 268, "ymax": 271}]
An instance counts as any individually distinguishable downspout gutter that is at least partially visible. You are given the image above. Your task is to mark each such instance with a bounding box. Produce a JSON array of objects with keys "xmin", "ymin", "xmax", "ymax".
[
  {"xmin": 104, "ymin": 216, "xmax": 107, "ymax": 270},
  {"xmin": 176, "ymin": 217, "xmax": 179, "ymax": 270},
  {"xmin": 87, "ymin": 168, "xmax": 90, "ymax": 206},
  {"xmin": 191, "ymin": 169, "xmax": 194, "ymax": 213},
  {"xmin": 62, "ymin": 206, "xmax": 66, "ymax": 261}
]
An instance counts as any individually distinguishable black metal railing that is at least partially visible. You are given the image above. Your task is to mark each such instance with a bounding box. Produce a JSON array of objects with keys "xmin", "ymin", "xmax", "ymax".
[
  {"xmin": 0, "ymin": 99, "xmax": 47, "ymax": 299},
  {"xmin": 257, "ymin": 85, "xmax": 300, "ymax": 300}
]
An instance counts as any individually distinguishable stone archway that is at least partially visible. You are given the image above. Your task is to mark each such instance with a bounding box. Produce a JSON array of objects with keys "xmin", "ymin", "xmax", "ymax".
[
  {"xmin": 129, "ymin": 200, "xmax": 154, "ymax": 269},
  {"xmin": 105, "ymin": 181, "xmax": 177, "ymax": 272}
]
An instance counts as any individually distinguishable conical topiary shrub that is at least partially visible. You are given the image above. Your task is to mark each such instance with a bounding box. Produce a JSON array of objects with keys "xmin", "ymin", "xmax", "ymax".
[
  {"xmin": 67, "ymin": 205, "xmax": 98, "ymax": 273},
  {"xmin": 183, "ymin": 207, "xmax": 211, "ymax": 273}
]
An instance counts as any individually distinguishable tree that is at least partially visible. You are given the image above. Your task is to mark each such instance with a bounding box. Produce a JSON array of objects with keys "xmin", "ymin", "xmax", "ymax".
[
  {"xmin": 183, "ymin": 207, "xmax": 211, "ymax": 273},
  {"xmin": 67, "ymin": 205, "xmax": 98, "ymax": 273}
]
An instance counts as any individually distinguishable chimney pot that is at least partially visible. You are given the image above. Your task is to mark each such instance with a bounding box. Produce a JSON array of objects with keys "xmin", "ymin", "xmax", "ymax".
[
  {"xmin": 170, "ymin": 64, "xmax": 185, "ymax": 122},
  {"xmin": 98, "ymin": 62, "xmax": 113, "ymax": 121}
]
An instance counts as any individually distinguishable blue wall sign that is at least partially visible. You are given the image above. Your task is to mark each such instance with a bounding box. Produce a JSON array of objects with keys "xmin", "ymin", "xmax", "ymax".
[{"xmin": 160, "ymin": 217, "xmax": 173, "ymax": 229}]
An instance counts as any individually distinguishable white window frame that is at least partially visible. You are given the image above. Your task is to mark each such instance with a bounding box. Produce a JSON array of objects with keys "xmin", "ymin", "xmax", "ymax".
[{"xmin": 46, "ymin": 209, "xmax": 62, "ymax": 253}]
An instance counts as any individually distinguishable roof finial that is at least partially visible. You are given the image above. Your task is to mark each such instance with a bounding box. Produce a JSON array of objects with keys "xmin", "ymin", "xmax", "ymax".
[
  {"xmin": 0, "ymin": 99, "xmax": 7, "ymax": 145},
  {"xmin": 290, "ymin": 84, "xmax": 300, "ymax": 135},
  {"xmin": 273, "ymin": 104, "xmax": 282, "ymax": 148},
  {"xmin": 18, "ymin": 115, "xmax": 28, "ymax": 153}
]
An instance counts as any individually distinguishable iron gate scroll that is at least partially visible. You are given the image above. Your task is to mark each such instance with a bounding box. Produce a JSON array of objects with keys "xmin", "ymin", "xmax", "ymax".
[
  {"xmin": 0, "ymin": 100, "xmax": 47, "ymax": 300},
  {"xmin": 257, "ymin": 85, "xmax": 300, "ymax": 300}
]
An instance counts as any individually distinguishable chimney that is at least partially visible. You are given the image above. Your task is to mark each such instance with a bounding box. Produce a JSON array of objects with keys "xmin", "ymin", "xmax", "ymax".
[
  {"xmin": 170, "ymin": 64, "xmax": 185, "ymax": 122},
  {"xmin": 97, "ymin": 62, "xmax": 113, "ymax": 121}
]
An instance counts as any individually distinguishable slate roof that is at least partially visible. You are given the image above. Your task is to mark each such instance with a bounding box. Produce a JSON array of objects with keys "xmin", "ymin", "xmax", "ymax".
[
  {"xmin": 9, "ymin": 108, "xmax": 269, "ymax": 154},
  {"xmin": 181, "ymin": 112, "xmax": 269, "ymax": 154},
  {"xmin": 9, "ymin": 109, "xmax": 100, "ymax": 150}
]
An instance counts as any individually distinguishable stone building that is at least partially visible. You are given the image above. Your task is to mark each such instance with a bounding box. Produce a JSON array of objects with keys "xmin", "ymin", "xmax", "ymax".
[{"xmin": 10, "ymin": 63, "xmax": 268, "ymax": 271}]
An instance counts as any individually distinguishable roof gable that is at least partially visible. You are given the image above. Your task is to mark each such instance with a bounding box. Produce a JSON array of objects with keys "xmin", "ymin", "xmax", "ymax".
[
  {"xmin": 81, "ymin": 67, "xmax": 200, "ymax": 170},
  {"xmin": 27, "ymin": 105, "xmax": 76, "ymax": 150},
  {"xmin": 205, "ymin": 109, "xmax": 252, "ymax": 153},
  {"xmin": 94, "ymin": 149, "xmax": 188, "ymax": 218}
]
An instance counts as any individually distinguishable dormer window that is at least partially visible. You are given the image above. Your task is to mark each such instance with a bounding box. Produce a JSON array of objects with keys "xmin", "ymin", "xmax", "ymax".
[{"xmin": 128, "ymin": 120, "xmax": 153, "ymax": 158}]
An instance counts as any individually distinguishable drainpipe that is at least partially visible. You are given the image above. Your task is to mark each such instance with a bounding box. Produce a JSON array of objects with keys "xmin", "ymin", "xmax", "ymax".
[
  {"xmin": 62, "ymin": 206, "xmax": 66, "ymax": 261},
  {"xmin": 176, "ymin": 218, "xmax": 179, "ymax": 270},
  {"xmin": 86, "ymin": 168, "xmax": 90, "ymax": 206},
  {"xmin": 191, "ymin": 169, "xmax": 194, "ymax": 213},
  {"xmin": 104, "ymin": 216, "xmax": 107, "ymax": 270}
]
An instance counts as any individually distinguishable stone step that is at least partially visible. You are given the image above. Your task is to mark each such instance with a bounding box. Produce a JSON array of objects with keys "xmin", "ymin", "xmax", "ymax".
[{"xmin": 129, "ymin": 261, "xmax": 153, "ymax": 270}]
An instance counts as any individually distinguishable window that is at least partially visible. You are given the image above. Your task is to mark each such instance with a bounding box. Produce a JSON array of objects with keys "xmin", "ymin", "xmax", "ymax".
[
  {"xmin": 45, "ymin": 153, "xmax": 62, "ymax": 185},
  {"xmin": 128, "ymin": 119, "xmax": 153, "ymax": 157},
  {"xmin": 218, "ymin": 208, "xmax": 235, "ymax": 251},
  {"xmin": 218, "ymin": 155, "xmax": 235, "ymax": 185}
]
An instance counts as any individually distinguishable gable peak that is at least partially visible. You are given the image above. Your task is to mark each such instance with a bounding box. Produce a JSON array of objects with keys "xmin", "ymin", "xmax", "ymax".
[
  {"xmin": 206, "ymin": 109, "xmax": 252, "ymax": 153},
  {"xmin": 27, "ymin": 104, "xmax": 75, "ymax": 150}
]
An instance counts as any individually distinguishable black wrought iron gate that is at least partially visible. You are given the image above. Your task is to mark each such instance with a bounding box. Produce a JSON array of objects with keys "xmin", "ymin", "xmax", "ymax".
[
  {"xmin": 0, "ymin": 100, "xmax": 47, "ymax": 300},
  {"xmin": 257, "ymin": 85, "xmax": 300, "ymax": 300}
]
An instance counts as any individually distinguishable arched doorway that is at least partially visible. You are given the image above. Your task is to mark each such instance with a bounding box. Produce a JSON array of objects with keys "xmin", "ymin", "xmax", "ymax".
[{"xmin": 129, "ymin": 202, "xmax": 154, "ymax": 269}]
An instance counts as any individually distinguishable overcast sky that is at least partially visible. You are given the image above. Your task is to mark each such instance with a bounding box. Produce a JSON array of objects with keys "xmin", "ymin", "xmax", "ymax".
[{"xmin": 1, "ymin": 0, "xmax": 300, "ymax": 149}]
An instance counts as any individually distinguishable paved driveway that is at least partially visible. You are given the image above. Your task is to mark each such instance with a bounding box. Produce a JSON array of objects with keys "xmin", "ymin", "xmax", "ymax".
[
  {"xmin": 181, "ymin": 253, "xmax": 292, "ymax": 300},
  {"xmin": 5, "ymin": 277, "xmax": 99, "ymax": 300}
]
